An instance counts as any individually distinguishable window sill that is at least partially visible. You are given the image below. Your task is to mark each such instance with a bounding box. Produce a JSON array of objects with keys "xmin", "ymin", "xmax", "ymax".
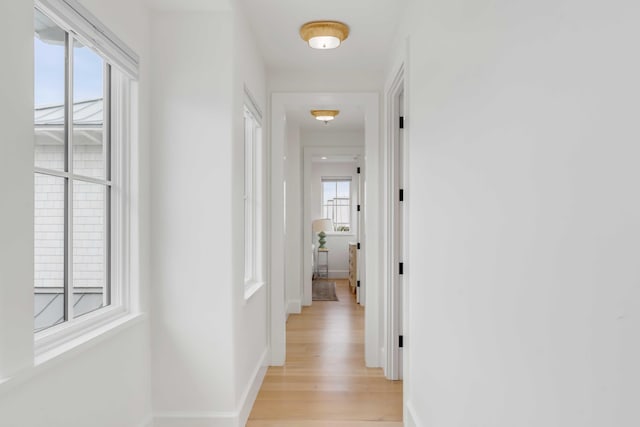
[
  {"xmin": 35, "ymin": 311, "xmax": 145, "ymax": 366},
  {"xmin": 0, "ymin": 312, "xmax": 145, "ymax": 397},
  {"xmin": 325, "ymin": 232, "xmax": 356, "ymax": 236},
  {"xmin": 244, "ymin": 280, "xmax": 266, "ymax": 302}
]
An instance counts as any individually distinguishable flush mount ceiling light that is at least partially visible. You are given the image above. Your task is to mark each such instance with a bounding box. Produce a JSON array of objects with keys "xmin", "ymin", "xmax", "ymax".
[
  {"xmin": 311, "ymin": 109, "xmax": 340, "ymax": 124},
  {"xmin": 300, "ymin": 21, "xmax": 350, "ymax": 50}
]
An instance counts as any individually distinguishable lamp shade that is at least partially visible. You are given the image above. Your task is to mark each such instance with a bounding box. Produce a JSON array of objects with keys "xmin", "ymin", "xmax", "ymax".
[{"xmin": 312, "ymin": 218, "xmax": 334, "ymax": 233}]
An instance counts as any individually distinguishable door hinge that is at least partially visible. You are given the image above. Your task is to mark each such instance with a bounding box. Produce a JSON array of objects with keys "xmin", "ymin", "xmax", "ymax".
[
  {"xmin": 357, "ymin": 242, "xmax": 361, "ymax": 250},
  {"xmin": 357, "ymin": 280, "xmax": 360, "ymax": 288},
  {"xmin": 357, "ymin": 204, "xmax": 361, "ymax": 212},
  {"xmin": 399, "ymin": 116, "xmax": 405, "ymax": 129},
  {"xmin": 357, "ymin": 167, "xmax": 361, "ymax": 174},
  {"xmin": 399, "ymin": 262, "xmax": 404, "ymax": 275},
  {"xmin": 399, "ymin": 189, "xmax": 404, "ymax": 202},
  {"xmin": 399, "ymin": 335, "xmax": 404, "ymax": 348}
]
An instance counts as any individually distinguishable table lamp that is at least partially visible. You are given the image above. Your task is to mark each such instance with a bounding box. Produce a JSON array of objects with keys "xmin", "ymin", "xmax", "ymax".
[{"xmin": 312, "ymin": 218, "xmax": 333, "ymax": 249}]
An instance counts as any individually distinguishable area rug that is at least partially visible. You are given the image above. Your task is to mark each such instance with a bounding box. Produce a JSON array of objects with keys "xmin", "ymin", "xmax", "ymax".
[{"xmin": 312, "ymin": 281, "xmax": 338, "ymax": 301}]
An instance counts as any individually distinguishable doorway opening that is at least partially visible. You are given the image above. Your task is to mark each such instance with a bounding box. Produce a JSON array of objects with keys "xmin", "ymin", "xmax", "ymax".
[
  {"xmin": 269, "ymin": 92, "xmax": 381, "ymax": 368},
  {"xmin": 305, "ymin": 149, "xmax": 364, "ymax": 307}
]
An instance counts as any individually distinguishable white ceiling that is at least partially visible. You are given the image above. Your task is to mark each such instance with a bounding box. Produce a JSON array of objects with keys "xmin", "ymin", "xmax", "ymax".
[
  {"xmin": 238, "ymin": 0, "xmax": 407, "ymax": 73},
  {"xmin": 147, "ymin": 0, "xmax": 232, "ymax": 11}
]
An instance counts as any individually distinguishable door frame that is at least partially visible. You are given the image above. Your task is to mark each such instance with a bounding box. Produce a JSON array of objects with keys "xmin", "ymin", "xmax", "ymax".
[
  {"xmin": 269, "ymin": 93, "xmax": 381, "ymax": 367},
  {"xmin": 384, "ymin": 63, "xmax": 409, "ymax": 380},
  {"xmin": 302, "ymin": 146, "xmax": 364, "ymax": 306}
]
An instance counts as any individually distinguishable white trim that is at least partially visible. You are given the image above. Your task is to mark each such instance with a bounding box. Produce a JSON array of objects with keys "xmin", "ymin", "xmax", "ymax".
[
  {"xmin": 399, "ymin": 38, "xmax": 413, "ymax": 424},
  {"xmin": 271, "ymin": 92, "xmax": 380, "ymax": 368},
  {"xmin": 405, "ymin": 400, "xmax": 422, "ymax": 427},
  {"xmin": 36, "ymin": 0, "xmax": 139, "ymax": 79},
  {"xmin": 287, "ymin": 299, "xmax": 302, "ymax": 314},
  {"xmin": 320, "ymin": 176, "xmax": 353, "ymax": 232},
  {"xmin": 383, "ymin": 62, "xmax": 406, "ymax": 381},
  {"xmin": 324, "ymin": 231, "xmax": 356, "ymax": 236},
  {"xmin": 0, "ymin": 313, "xmax": 145, "ymax": 397},
  {"xmin": 237, "ymin": 348, "xmax": 268, "ymax": 427},
  {"xmin": 243, "ymin": 101, "xmax": 266, "ymax": 301},
  {"xmin": 244, "ymin": 85, "xmax": 263, "ymax": 121},
  {"xmin": 33, "ymin": 6, "xmax": 137, "ymax": 359},
  {"xmin": 153, "ymin": 347, "xmax": 267, "ymax": 427},
  {"xmin": 35, "ymin": 305, "xmax": 126, "ymax": 357},
  {"xmin": 327, "ymin": 270, "xmax": 349, "ymax": 279},
  {"xmin": 152, "ymin": 413, "xmax": 236, "ymax": 427},
  {"xmin": 137, "ymin": 415, "xmax": 153, "ymax": 427},
  {"xmin": 303, "ymin": 145, "xmax": 364, "ymax": 307},
  {"xmin": 243, "ymin": 280, "xmax": 265, "ymax": 302}
]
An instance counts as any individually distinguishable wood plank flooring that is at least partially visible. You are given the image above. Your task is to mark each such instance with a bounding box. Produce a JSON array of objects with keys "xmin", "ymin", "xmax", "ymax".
[{"xmin": 247, "ymin": 279, "xmax": 403, "ymax": 427}]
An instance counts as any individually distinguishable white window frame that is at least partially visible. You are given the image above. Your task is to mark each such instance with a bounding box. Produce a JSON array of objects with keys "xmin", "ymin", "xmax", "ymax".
[
  {"xmin": 321, "ymin": 177, "xmax": 353, "ymax": 233},
  {"xmin": 33, "ymin": 0, "xmax": 137, "ymax": 358},
  {"xmin": 243, "ymin": 91, "xmax": 265, "ymax": 300}
]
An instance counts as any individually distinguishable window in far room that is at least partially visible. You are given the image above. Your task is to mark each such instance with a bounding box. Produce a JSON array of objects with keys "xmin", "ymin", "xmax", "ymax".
[{"xmin": 322, "ymin": 178, "xmax": 352, "ymax": 232}]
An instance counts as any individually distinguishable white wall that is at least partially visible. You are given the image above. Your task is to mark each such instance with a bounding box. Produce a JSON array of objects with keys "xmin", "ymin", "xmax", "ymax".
[
  {"xmin": 302, "ymin": 130, "xmax": 365, "ymax": 148},
  {"xmin": 0, "ymin": 0, "xmax": 35, "ymax": 380},
  {"xmin": 231, "ymin": 4, "xmax": 269, "ymax": 424},
  {"xmin": 149, "ymin": 8, "xmax": 236, "ymax": 418},
  {"xmin": 150, "ymin": 4, "xmax": 269, "ymax": 425},
  {"xmin": 394, "ymin": 0, "xmax": 640, "ymax": 426},
  {"xmin": 269, "ymin": 70, "xmax": 383, "ymax": 93},
  {"xmin": 0, "ymin": 0, "xmax": 152, "ymax": 426},
  {"xmin": 285, "ymin": 123, "xmax": 303, "ymax": 312}
]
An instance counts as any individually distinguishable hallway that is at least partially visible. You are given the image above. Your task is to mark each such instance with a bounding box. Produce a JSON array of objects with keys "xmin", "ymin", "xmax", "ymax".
[{"xmin": 247, "ymin": 279, "xmax": 403, "ymax": 426}]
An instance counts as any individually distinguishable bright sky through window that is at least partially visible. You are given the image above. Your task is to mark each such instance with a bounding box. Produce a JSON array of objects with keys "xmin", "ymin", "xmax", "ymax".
[
  {"xmin": 322, "ymin": 179, "xmax": 351, "ymax": 232},
  {"xmin": 35, "ymin": 37, "xmax": 104, "ymax": 106}
]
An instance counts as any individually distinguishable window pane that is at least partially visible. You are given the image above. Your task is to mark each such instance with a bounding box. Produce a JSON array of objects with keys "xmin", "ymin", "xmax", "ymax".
[
  {"xmin": 337, "ymin": 181, "xmax": 350, "ymax": 198},
  {"xmin": 73, "ymin": 40, "xmax": 106, "ymax": 179},
  {"xmin": 73, "ymin": 180, "xmax": 108, "ymax": 317},
  {"xmin": 322, "ymin": 179, "xmax": 351, "ymax": 231},
  {"xmin": 323, "ymin": 181, "xmax": 336, "ymax": 204},
  {"xmin": 34, "ymin": 10, "xmax": 66, "ymax": 171},
  {"xmin": 336, "ymin": 206, "xmax": 350, "ymax": 224},
  {"xmin": 34, "ymin": 173, "xmax": 66, "ymax": 332}
]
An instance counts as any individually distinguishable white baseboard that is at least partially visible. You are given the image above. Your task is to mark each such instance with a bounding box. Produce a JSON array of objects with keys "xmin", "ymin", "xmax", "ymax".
[
  {"xmin": 138, "ymin": 415, "xmax": 153, "ymax": 427},
  {"xmin": 328, "ymin": 270, "xmax": 348, "ymax": 279},
  {"xmin": 153, "ymin": 413, "xmax": 235, "ymax": 427},
  {"xmin": 405, "ymin": 400, "xmax": 422, "ymax": 427},
  {"xmin": 237, "ymin": 348, "xmax": 268, "ymax": 427},
  {"xmin": 380, "ymin": 346, "xmax": 387, "ymax": 376},
  {"xmin": 286, "ymin": 299, "xmax": 301, "ymax": 314},
  {"xmin": 153, "ymin": 349, "xmax": 268, "ymax": 427}
]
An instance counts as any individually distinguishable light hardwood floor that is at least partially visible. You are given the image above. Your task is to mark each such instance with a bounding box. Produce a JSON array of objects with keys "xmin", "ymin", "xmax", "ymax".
[{"xmin": 247, "ymin": 279, "xmax": 403, "ymax": 427}]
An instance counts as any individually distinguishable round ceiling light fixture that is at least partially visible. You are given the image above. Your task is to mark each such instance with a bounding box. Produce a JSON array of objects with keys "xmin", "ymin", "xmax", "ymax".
[
  {"xmin": 300, "ymin": 21, "xmax": 350, "ymax": 50},
  {"xmin": 311, "ymin": 109, "xmax": 340, "ymax": 124}
]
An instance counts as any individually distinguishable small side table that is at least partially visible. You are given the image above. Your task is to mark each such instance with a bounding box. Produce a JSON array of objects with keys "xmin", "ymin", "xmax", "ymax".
[{"xmin": 316, "ymin": 248, "xmax": 329, "ymax": 279}]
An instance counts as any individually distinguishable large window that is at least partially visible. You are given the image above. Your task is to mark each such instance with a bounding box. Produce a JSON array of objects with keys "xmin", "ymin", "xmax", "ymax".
[
  {"xmin": 244, "ymin": 101, "xmax": 264, "ymax": 296},
  {"xmin": 33, "ymin": 2, "xmax": 136, "ymax": 338},
  {"xmin": 322, "ymin": 178, "xmax": 352, "ymax": 232}
]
